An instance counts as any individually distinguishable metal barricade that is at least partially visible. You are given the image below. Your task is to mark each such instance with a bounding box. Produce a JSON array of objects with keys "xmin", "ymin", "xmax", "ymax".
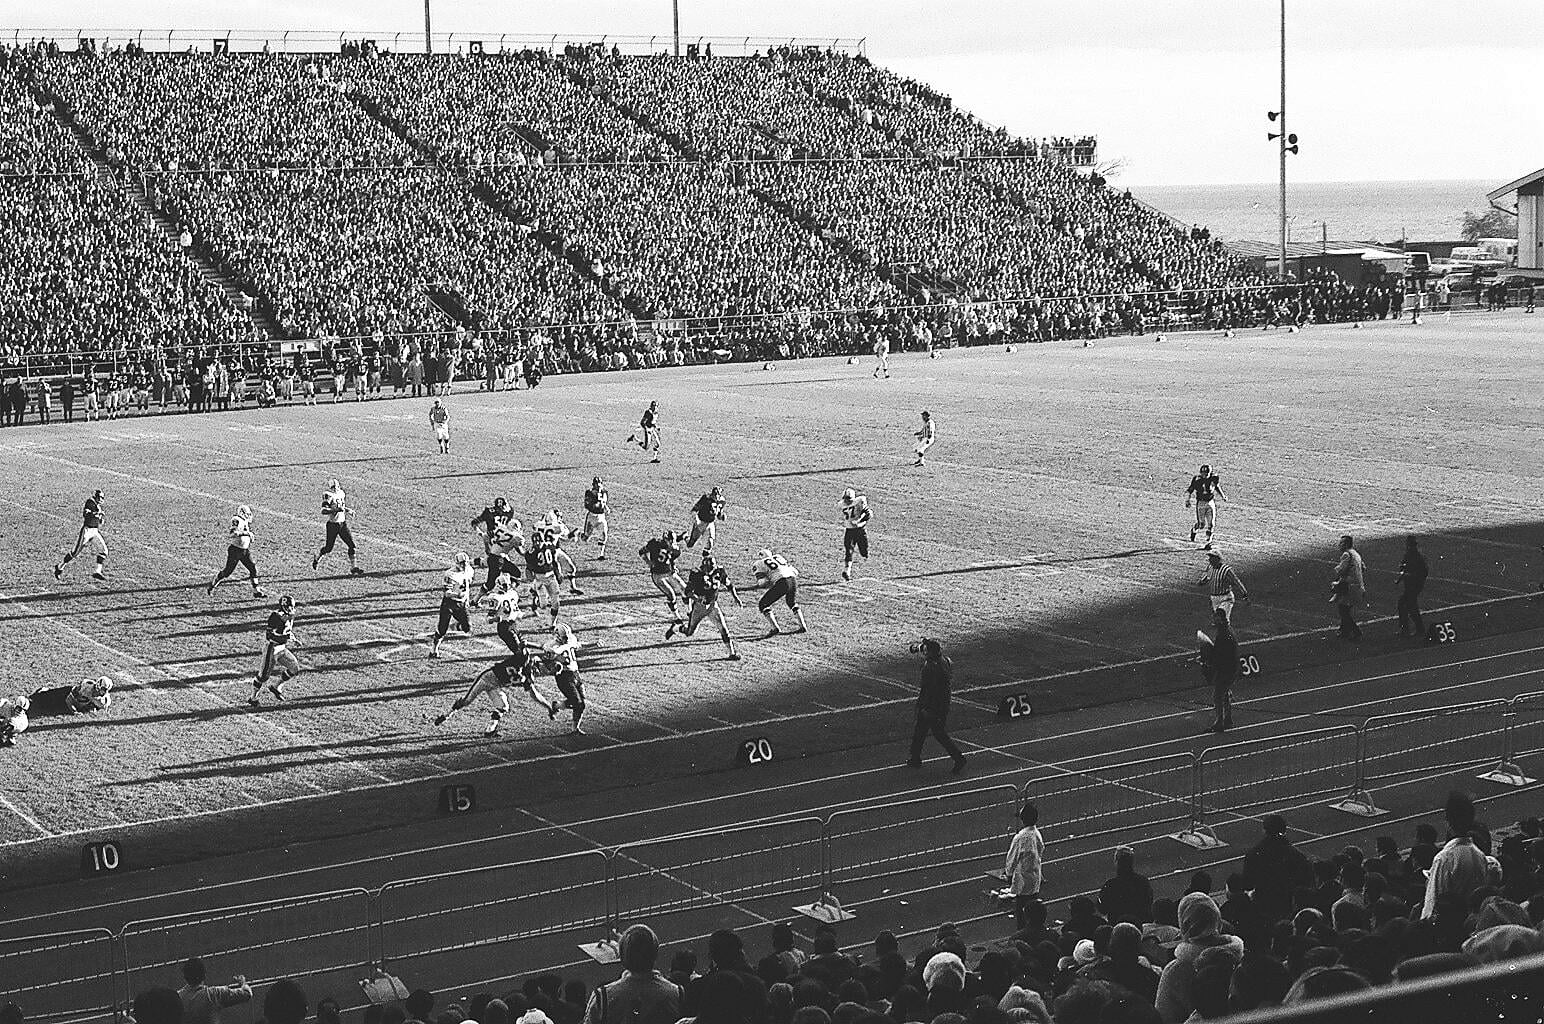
[
  {"xmin": 377, "ymin": 849, "xmax": 609, "ymax": 972},
  {"xmin": 1026, "ymin": 753, "xmax": 1196, "ymax": 846},
  {"xmin": 1359, "ymin": 700, "xmax": 1510, "ymax": 788},
  {"xmin": 824, "ymin": 785, "xmax": 1019, "ymax": 890},
  {"xmin": 612, "ymin": 817, "xmax": 823, "ymax": 926},
  {"xmin": 1198, "ymin": 725, "xmax": 1359, "ymax": 821},
  {"xmin": 120, "ymin": 889, "xmax": 371, "ymax": 996},
  {"xmin": 1499, "ymin": 691, "xmax": 1544, "ymax": 775},
  {"xmin": 0, "ymin": 929, "xmax": 119, "ymax": 1024}
]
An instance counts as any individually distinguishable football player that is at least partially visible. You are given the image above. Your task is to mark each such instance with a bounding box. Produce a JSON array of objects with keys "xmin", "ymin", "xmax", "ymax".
[
  {"xmin": 1, "ymin": 694, "xmax": 28, "ymax": 747},
  {"xmin": 913, "ymin": 411, "xmax": 936, "ymax": 467},
  {"xmin": 626, "ymin": 401, "xmax": 661, "ymax": 462},
  {"xmin": 434, "ymin": 583, "xmax": 557, "ymax": 734},
  {"xmin": 667, "ymin": 551, "xmax": 742, "ymax": 660},
  {"xmin": 542, "ymin": 622, "xmax": 587, "ymax": 734},
  {"xmin": 429, "ymin": 399, "xmax": 451, "ymax": 454},
  {"xmin": 523, "ymin": 526, "xmax": 569, "ymax": 628},
  {"xmin": 312, "ymin": 479, "xmax": 365, "ymax": 575},
  {"xmin": 430, "ymin": 552, "xmax": 475, "ymax": 658},
  {"xmin": 686, "ymin": 486, "xmax": 726, "ymax": 550},
  {"xmin": 579, "ymin": 476, "xmax": 610, "ymax": 559},
  {"xmin": 754, "ymin": 548, "xmax": 808, "ymax": 636},
  {"xmin": 840, "ymin": 488, "xmax": 871, "ymax": 581},
  {"xmin": 470, "ymin": 495, "xmax": 515, "ymax": 567},
  {"xmin": 1185, "ymin": 463, "xmax": 1229, "ymax": 550},
  {"xmin": 481, "ymin": 519, "xmax": 524, "ymax": 598},
  {"xmin": 249, "ymin": 595, "xmax": 300, "ymax": 705},
  {"xmin": 208, "ymin": 504, "xmax": 265, "ymax": 598},
  {"xmin": 639, "ymin": 529, "xmax": 687, "ymax": 621},
  {"xmin": 54, "ymin": 488, "xmax": 108, "ymax": 582},
  {"xmin": 26, "ymin": 676, "xmax": 114, "ymax": 717},
  {"xmin": 873, "ymin": 333, "xmax": 891, "ymax": 379}
]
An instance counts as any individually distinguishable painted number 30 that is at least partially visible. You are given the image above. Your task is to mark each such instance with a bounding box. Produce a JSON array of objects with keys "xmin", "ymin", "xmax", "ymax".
[{"xmin": 1238, "ymin": 655, "xmax": 1262, "ymax": 676}]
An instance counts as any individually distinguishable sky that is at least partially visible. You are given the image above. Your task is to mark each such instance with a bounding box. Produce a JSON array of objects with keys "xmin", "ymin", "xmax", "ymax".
[{"xmin": 14, "ymin": 0, "xmax": 1544, "ymax": 185}]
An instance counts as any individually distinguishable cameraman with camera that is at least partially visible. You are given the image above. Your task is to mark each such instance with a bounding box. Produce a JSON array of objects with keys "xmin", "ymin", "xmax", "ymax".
[{"xmin": 906, "ymin": 638, "xmax": 968, "ymax": 773}]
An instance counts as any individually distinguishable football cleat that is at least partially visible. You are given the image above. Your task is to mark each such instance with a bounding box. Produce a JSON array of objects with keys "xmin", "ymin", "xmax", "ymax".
[
  {"xmin": 432, "ymin": 714, "xmax": 447, "ymax": 726},
  {"xmin": 267, "ymin": 684, "xmax": 285, "ymax": 701},
  {"xmin": 53, "ymin": 563, "xmax": 62, "ymax": 581}
]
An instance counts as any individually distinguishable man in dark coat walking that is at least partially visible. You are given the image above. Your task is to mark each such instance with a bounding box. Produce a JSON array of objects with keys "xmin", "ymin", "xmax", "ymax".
[
  {"xmin": 1241, "ymin": 814, "xmax": 1313, "ymax": 926},
  {"xmin": 1198, "ymin": 608, "xmax": 1239, "ymax": 733},
  {"xmin": 907, "ymin": 638, "xmax": 967, "ymax": 773},
  {"xmin": 1396, "ymin": 535, "xmax": 1429, "ymax": 637}
]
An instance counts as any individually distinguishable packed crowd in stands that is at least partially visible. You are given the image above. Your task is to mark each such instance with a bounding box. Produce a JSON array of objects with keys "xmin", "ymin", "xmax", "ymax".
[
  {"xmin": 69, "ymin": 794, "xmax": 1544, "ymax": 1024},
  {"xmin": 0, "ymin": 42, "xmax": 1508, "ymax": 419},
  {"xmin": 340, "ymin": 53, "xmax": 675, "ymax": 165},
  {"xmin": 487, "ymin": 164, "xmax": 902, "ymax": 320}
]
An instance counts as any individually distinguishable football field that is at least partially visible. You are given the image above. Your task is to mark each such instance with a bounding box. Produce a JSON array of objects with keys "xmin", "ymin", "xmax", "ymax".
[{"xmin": 1, "ymin": 312, "xmax": 1542, "ymax": 864}]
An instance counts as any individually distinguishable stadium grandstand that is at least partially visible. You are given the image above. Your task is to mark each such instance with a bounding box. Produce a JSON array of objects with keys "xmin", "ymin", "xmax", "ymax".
[{"xmin": 4, "ymin": 27, "xmax": 1544, "ymax": 1024}]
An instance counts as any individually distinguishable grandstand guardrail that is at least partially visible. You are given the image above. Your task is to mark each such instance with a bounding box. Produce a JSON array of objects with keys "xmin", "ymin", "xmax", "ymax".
[
  {"xmin": 1024, "ymin": 752, "xmax": 1197, "ymax": 848},
  {"xmin": 119, "ymin": 889, "xmax": 373, "ymax": 1005},
  {"xmin": 375, "ymin": 849, "xmax": 610, "ymax": 979},
  {"xmin": 0, "ymin": 927, "xmax": 119, "ymax": 1024},
  {"xmin": 14, "ymin": 696, "xmax": 1544, "ymax": 1011}
]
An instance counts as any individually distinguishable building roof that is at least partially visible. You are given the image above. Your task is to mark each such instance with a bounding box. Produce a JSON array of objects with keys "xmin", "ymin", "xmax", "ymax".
[
  {"xmin": 1223, "ymin": 239, "xmax": 1407, "ymax": 260},
  {"xmin": 1488, "ymin": 167, "xmax": 1544, "ymax": 201}
]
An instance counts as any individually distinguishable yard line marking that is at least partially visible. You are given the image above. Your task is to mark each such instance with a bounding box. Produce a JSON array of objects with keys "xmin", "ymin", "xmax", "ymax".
[{"xmin": 0, "ymin": 795, "xmax": 53, "ymax": 839}]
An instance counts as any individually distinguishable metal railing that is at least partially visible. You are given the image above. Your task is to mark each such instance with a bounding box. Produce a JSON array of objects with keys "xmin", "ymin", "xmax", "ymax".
[{"xmin": 11, "ymin": 693, "xmax": 1544, "ymax": 1021}]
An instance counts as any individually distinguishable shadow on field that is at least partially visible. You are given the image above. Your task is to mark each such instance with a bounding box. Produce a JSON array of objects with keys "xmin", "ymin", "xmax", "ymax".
[
  {"xmin": 213, "ymin": 454, "xmax": 409, "ymax": 473},
  {"xmin": 420, "ymin": 462, "xmax": 636, "ymax": 482}
]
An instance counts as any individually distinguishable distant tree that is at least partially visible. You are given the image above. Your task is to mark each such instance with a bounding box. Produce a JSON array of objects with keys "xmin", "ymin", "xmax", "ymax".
[{"xmin": 1459, "ymin": 207, "xmax": 1516, "ymax": 242}]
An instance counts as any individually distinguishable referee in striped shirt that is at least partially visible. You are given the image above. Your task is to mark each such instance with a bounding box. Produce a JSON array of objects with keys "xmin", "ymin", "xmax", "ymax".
[{"xmin": 1198, "ymin": 550, "xmax": 1249, "ymax": 618}]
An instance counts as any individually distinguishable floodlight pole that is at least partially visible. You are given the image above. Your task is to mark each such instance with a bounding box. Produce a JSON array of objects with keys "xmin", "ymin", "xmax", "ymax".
[
  {"xmin": 673, "ymin": 0, "xmax": 681, "ymax": 56},
  {"xmin": 424, "ymin": 0, "xmax": 432, "ymax": 53},
  {"xmin": 1278, "ymin": 0, "xmax": 1290, "ymax": 281}
]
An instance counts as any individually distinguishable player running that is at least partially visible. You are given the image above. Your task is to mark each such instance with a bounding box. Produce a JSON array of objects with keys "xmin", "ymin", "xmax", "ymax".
[
  {"xmin": 471, "ymin": 496, "xmax": 515, "ymax": 574},
  {"xmin": 429, "ymin": 399, "xmax": 451, "ymax": 454},
  {"xmin": 481, "ymin": 519, "xmax": 524, "ymax": 598},
  {"xmin": 54, "ymin": 489, "xmax": 109, "ymax": 582},
  {"xmin": 542, "ymin": 622, "xmax": 588, "ymax": 734},
  {"xmin": 434, "ymin": 583, "xmax": 558, "ymax": 734},
  {"xmin": 522, "ymin": 526, "xmax": 577, "ymax": 628},
  {"xmin": 640, "ymin": 529, "xmax": 688, "ymax": 621},
  {"xmin": 686, "ymin": 486, "xmax": 727, "ymax": 550},
  {"xmin": 913, "ymin": 411, "xmax": 936, "ymax": 466},
  {"xmin": 626, "ymin": 401, "xmax": 661, "ymax": 462},
  {"xmin": 579, "ymin": 477, "xmax": 610, "ymax": 559},
  {"xmin": 666, "ymin": 551, "xmax": 742, "ymax": 660},
  {"xmin": 249, "ymin": 595, "xmax": 300, "ymax": 706},
  {"xmin": 754, "ymin": 548, "xmax": 808, "ymax": 636},
  {"xmin": 873, "ymin": 334, "xmax": 891, "ymax": 378},
  {"xmin": 312, "ymin": 479, "xmax": 365, "ymax": 575},
  {"xmin": 430, "ymin": 552, "xmax": 475, "ymax": 658},
  {"xmin": 208, "ymin": 504, "xmax": 265, "ymax": 598},
  {"xmin": 840, "ymin": 488, "xmax": 871, "ymax": 581},
  {"xmin": 1185, "ymin": 463, "xmax": 1229, "ymax": 550}
]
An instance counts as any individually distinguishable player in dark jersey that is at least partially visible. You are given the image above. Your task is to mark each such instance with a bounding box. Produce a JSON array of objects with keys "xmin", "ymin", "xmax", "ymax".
[
  {"xmin": 639, "ymin": 530, "xmax": 687, "ymax": 620},
  {"xmin": 250, "ymin": 595, "xmax": 300, "ymax": 705},
  {"xmin": 666, "ymin": 552, "xmax": 742, "ymax": 660},
  {"xmin": 471, "ymin": 496, "xmax": 515, "ymax": 566},
  {"xmin": 434, "ymin": 588, "xmax": 557, "ymax": 734},
  {"xmin": 55, "ymin": 489, "xmax": 109, "ymax": 582},
  {"xmin": 579, "ymin": 477, "xmax": 610, "ymax": 559},
  {"xmin": 626, "ymin": 401, "xmax": 661, "ymax": 462},
  {"xmin": 687, "ymin": 486, "xmax": 726, "ymax": 550},
  {"xmin": 523, "ymin": 527, "xmax": 576, "ymax": 627},
  {"xmin": 1185, "ymin": 464, "xmax": 1229, "ymax": 550}
]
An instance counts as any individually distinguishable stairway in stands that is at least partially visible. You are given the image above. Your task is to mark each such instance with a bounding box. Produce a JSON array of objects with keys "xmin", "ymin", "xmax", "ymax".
[
  {"xmin": 342, "ymin": 89, "xmax": 660, "ymax": 325},
  {"xmin": 31, "ymin": 82, "xmax": 291, "ymax": 343}
]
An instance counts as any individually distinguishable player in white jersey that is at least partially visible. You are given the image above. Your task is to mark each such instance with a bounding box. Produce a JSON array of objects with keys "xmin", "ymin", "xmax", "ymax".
[
  {"xmin": 250, "ymin": 595, "xmax": 300, "ymax": 705},
  {"xmin": 312, "ymin": 479, "xmax": 364, "ymax": 575},
  {"xmin": 873, "ymin": 335, "xmax": 890, "ymax": 379},
  {"xmin": 541, "ymin": 623, "xmax": 587, "ymax": 734},
  {"xmin": 840, "ymin": 489, "xmax": 871, "ymax": 581},
  {"xmin": 429, "ymin": 399, "xmax": 451, "ymax": 454},
  {"xmin": 430, "ymin": 552, "xmax": 475, "ymax": 657},
  {"xmin": 753, "ymin": 548, "xmax": 808, "ymax": 636},
  {"xmin": 913, "ymin": 411, "xmax": 936, "ymax": 466},
  {"xmin": 579, "ymin": 477, "xmax": 610, "ymax": 559},
  {"xmin": 54, "ymin": 489, "xmax": 108, "ymax": 582},
  {"xmin": 433, "ymin": 583, "xmax": 557, "ymax": 734},
  {"xmin": 208, "ymin": 504, "xmax": 265, "ymax": 598}
]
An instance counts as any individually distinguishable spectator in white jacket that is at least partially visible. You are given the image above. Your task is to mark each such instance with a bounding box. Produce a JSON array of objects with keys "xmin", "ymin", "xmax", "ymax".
[{"xmin": 1005, "ymin": 801, "xmax": 1045, "ymax": 929}]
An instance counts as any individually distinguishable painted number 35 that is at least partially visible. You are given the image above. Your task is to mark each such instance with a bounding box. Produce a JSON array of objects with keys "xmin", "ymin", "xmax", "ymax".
[{"xmin": 1430, "ymin": 622, "xmax": 1457, "ymax": 644}]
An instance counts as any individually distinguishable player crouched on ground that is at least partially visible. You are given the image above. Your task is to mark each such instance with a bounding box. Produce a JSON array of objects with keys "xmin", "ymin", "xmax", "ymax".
[
  {"xmin": 1, "ymin": 677, "xmax": 114, "ymax": 747},
  {"xmin": 753, "ymin": 548, "xmax": 808, "ymax": 636},
  {"xmin": 667, "ymin": 551, "xmax": 742, "ymax": 660}
]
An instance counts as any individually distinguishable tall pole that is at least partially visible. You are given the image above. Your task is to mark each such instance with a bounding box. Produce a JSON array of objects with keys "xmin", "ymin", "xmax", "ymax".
[
  {"xmin": 1278, "ymin": 0, "xmax": 1290, "ymax": 281},
  {"xmin": 424, "ymin": 0, "xmax": 432, "ymax": 54},
  {"xmin": 673, "ymin": 0, "xmax": 681, "ymax": 56}
]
